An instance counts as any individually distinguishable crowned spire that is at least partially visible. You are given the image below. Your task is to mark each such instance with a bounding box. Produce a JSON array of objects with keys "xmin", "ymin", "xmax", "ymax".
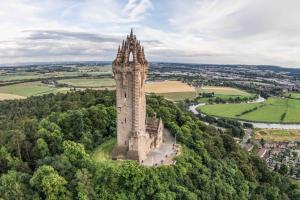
[
  {"xmin": 113, "ymin": 29, "xmax": 148, "ymax": 64},
  {"xmin": 130, "ymin": 28, "xmax": 133, "ymax": 38}
]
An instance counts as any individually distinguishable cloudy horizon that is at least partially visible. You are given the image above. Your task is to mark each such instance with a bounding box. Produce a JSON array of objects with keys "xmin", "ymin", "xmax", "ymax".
[{"xmin": 1, "ymin": 0, "xmax": 300, "ymax": 68}]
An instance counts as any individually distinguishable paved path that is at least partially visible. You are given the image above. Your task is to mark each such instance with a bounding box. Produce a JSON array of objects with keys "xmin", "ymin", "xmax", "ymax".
[{"xmin": 142, "ymin": 129, "xmax": 179, "ymax": 167}]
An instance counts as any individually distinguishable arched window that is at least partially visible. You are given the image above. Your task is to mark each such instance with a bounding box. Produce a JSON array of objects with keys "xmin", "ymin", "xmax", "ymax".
[{"xmin": 129, "ymin": 51, "xmax": 133, "ymax": 61}]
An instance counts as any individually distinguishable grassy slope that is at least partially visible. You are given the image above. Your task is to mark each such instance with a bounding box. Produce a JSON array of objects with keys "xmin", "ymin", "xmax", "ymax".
[{"xmin": 93, "ymin": 138, "xmax": 117, "ymax": 161}]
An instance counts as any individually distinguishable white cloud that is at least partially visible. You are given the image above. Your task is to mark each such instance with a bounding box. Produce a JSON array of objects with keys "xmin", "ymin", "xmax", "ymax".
[
  {"xmin": 0, "ymin": 0, "xmax": 300, "ymax": 67},
  {"xmin": 124, "ymin": 0, "xmax": 152, "ymax": 22},
  {"xmin": 162, "ymin": 0, "xmax": 300, "ymax": 67}
]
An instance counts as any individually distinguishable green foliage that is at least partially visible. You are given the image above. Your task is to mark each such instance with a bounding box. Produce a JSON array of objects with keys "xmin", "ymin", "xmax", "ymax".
[
  {"xmin": 30, "ymin": 165, "xmax": 71, "ymax": 200},
  {"xmin": 0, "ymin": 170, "xmax": 32, "ymax": 200},
  {"xmin": 0, "ymin": 90, "xmax": 299, "ymax": 199},
  {"xmin": 62, "ymin": 141, "xmax": 91, "ymax": 168}
]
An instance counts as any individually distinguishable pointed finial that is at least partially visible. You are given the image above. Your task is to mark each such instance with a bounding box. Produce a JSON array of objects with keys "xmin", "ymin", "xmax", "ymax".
[{"xmin": 130, "ymin": 28, "xmax": 133, "ymax": 37}]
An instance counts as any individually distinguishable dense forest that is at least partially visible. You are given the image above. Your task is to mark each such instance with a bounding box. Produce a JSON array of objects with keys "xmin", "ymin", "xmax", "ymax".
[{"xmin": 0, "ymin": 90, "xmax": 299, "ymax": 199}]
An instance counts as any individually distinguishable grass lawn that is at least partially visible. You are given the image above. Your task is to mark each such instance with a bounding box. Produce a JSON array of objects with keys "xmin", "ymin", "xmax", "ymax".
[
  {"xmin": 199, "ymin": 97, "xmax": 300, "ymax": 123},
  {"xmin": 255, "ymin": 129, "xmax": 300, "ymax": 142},
  {"xmin": 92, "ymin": 138, "xmax": 116, "ymax": 161},
  {"xmin": 198, "ymin": 86, "xmax": 251, "ymax": 96},
  {"xmin": 58, "ymin": 78, "xmax": 116, "ymax": 88},
  {"xmin": 0, "ymin": 81, "xmax": 70, "ymax": 97}
]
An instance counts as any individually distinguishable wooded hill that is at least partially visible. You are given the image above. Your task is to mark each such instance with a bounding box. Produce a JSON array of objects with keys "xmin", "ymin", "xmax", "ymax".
[{"xmin": 0, "ymin": 90, "xmax": 299, "ymax": 199}]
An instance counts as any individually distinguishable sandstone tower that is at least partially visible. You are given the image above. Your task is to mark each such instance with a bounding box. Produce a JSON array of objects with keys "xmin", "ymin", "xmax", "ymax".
[{"xmin": 112, "ymin": 29, "xmax": 163, "ymax": 162}]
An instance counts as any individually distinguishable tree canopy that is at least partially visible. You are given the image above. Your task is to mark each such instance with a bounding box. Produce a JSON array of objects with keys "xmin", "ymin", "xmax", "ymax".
[{"xmin": 0, "ymin": 90, "xmax": 299, "ymax": 199}]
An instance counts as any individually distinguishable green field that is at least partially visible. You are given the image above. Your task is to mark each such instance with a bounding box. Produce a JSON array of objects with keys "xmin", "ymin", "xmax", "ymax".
[
  {"xmin": 199, "ymin": 97, "xmax": 300, "ymax": 123},
  {"xmin": 93, "ymin": 138, "xmax": 116, "ymax": 161},
  {"xmin": 0, "ymin": 78, "xmax": 115, "ymax": 99},
  {"xmin": 58, "ymin": 78, "xmax": 116, "ymax": 88},
  {"xmin": 197, "ymin": 86, "xmax": 254, "ymax": 103},
  {"xmin": 198, "ymin": 86, "xmax": 251, "ymax": 96},
  {"xmin": 0, "ymin": 78, "xmax": 196, "ymax": 101},
  {"xmin": 0, "ymin": 81, "xmax": 69, "ymax": 97},
  {"xmin": 284, "ymin": 92, "xmax": 300, "ymax": 100},
  {"xmin": 156, "ymin": 92, "xmax": 196, "ymax": 101},
  {"xmin": 0, "ymin": 67, "xmax": 111, "ymax": 82},
  {"xmin": 0, "ymin": 72, "xmax": 41, "ymax": 81}
]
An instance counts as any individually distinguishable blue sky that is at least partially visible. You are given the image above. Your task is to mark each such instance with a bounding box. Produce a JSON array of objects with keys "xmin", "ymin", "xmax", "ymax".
[{"xmin": 0, "ymin": 0, "xmax": 300, "ymax": 67}]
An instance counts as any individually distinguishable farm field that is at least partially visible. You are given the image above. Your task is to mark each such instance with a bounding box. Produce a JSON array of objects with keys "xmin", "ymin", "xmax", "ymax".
[
  {"xmin": 0, "ymin": 72, "xmax": 41, "ymax": 81},
  {"xmin": 196, "ymin": 86, "xmax": 255, "ymax": 103},
  {"xmin": 199, "ymin": 103, "xmax": 260, "ymax": 118},
  {"xmin": 199, "ymin": 97, "xmax": 300, "ymax": 123},
  {"xmin": 0, "ymin": 81, "xmax": 70, "ymax": 97},
  {"xmin": 0, "ymin": 93, "xmax": 26, "ymax": 100},
  {"xmin": 0, "ymin": 79, "xmax": 197, "ymax": 101},
  {"xmin": 0, "ymin": 70, "xmax": 112, "ymax": 82},
  {"xmin": 198, "ymin": 86, "xmax": 251, "ymax": 96},
  {"xmin": 58, "ymin": 78, "xmax": 116, "ymax": 88},
  {"xmin": 145, "ymin": 80, "xmax": 196, "ymax": 100},
  {"xmin": 157, "ymin": 92, "xmax": 196, "ymax": 101},
  {"xmin": 145, "ymin": 81, "xmax": 195, "ymax": 93},
  {"xmin": 284, "ymin": 92, "xmax": 300, "ymax": 100},
  {"xmin": 255, "ymin": 129, "xmax": 300, "ymax": 142}
]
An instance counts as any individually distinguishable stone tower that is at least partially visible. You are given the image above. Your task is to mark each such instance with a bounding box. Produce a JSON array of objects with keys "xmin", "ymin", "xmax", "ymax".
[{"xmin": 112, "ymin": 29, "xmax": 163, "ymax": 162}]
